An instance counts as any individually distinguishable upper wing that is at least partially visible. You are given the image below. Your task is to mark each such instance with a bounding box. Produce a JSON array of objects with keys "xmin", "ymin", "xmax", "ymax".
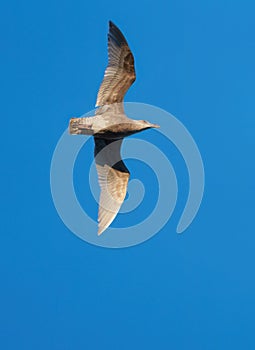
[
  {"xmin": 95, "ymin": 101, "xmax": 125, "ymax": 116},
  {"xmin": 96, "ymin": 21, "xmax": 136, "ymax": 107},
  {"xmin": 94, "ymin": 137, "xmax": 130, "ymax": 235}
]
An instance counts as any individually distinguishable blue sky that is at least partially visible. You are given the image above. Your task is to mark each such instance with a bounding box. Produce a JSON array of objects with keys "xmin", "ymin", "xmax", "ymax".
[{"xmin": 1, "ymin": 0, "xmax": 255, "ymax": 349}]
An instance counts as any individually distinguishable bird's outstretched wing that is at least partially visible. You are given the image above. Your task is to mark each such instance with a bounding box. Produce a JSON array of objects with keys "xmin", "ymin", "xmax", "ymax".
[
  {"xmin": 94, "ymin": 137, "xmax": 130, "ymax": 235},
  {"xmin": 96, "ymin": 21, "xmax": 136, "ymax": 107}
]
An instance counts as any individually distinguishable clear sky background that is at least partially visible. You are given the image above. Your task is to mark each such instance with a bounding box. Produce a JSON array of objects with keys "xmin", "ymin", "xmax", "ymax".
[{"xmin": 1, "ymin": 0, "xmax": 255, "ymax": 349}]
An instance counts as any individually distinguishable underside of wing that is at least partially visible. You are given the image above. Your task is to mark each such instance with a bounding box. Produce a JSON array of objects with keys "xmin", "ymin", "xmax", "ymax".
[
  {"xmin": 96, "ymin": 21, "xmax": 136, "ymax": 107},
  {"xmin": 94, "ymin": 137, "xmax": 130, "ymax": 235}
]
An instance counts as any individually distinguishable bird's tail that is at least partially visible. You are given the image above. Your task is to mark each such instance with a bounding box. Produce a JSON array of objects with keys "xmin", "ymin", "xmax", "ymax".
[{"xmin": 69, "ymin": 117, "xmax": 94, "ymax": 135}]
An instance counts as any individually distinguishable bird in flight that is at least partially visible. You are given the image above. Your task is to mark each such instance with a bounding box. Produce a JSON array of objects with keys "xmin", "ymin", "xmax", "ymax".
[{"xmin": 69, "ymin": 21, "xmax": 159, "ymax": 235}]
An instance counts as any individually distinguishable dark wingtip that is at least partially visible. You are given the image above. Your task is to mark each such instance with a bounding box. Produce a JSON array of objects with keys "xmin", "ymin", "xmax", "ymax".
[
  {"xmin": 109, "ymin": 20, "xmax": 119, "ymax": 33},
  {"xmin": 109, "ymin": 20, "xmax": 116, "ymax": 28},
  {"xmin": 109, "ymin": 20, "xmax": 116, "ymax": 31},
  {"xmin": 108, "ymin": 20, "xmax": 128, "ymax": 46}
]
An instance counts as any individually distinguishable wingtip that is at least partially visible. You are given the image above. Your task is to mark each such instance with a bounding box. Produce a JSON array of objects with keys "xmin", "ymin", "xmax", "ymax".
[
  {"xmin": 97, "ymin": 227, "xmax": 105, "ymax": 236},
  {"xmin": 109, "ymin": 20, "xmax": 118, "ymax": 31}
]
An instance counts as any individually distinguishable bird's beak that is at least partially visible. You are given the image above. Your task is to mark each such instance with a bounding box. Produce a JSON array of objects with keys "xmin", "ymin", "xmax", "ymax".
[{"xmin": 149, "ymin": 122, "xmax": 160, "ymax": 128}]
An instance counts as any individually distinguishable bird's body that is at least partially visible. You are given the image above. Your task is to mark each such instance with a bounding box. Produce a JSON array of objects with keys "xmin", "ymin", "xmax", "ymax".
[
  {"xmin": 69, "ymin": 21, "xmax": 159, "ymax": 235},
  {"xmin": 70, "ymin": 103, "xmax": 157, "ymax": 139}
]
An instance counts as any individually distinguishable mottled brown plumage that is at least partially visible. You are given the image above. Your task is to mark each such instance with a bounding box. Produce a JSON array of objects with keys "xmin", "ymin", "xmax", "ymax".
[
  {"xmin": 96, "ymin": 21, "xmax": 136, "ymax": 107},
  {"xmin": 69, "ymin": 21, "xmax": 159, "ymax": 235}
]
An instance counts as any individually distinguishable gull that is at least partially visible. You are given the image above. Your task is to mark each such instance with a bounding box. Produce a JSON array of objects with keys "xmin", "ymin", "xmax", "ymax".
[{"xmin": 69, "ymin": 21, "xmax": 159, "ymax": 235}]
